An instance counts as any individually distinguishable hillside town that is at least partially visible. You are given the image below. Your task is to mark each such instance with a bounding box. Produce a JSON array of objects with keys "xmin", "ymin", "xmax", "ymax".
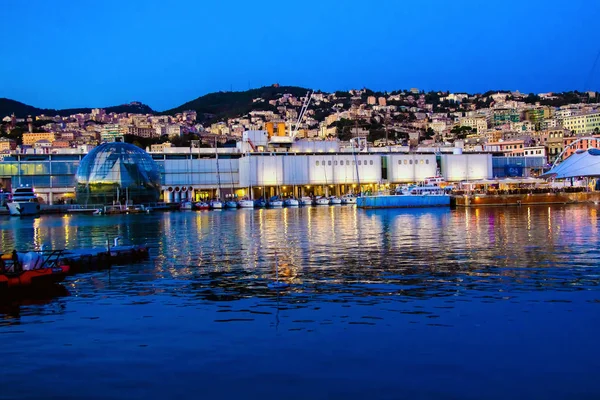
[{"xmin": 1, "ymin": 87, "xmax": 599, "ymax": 166}]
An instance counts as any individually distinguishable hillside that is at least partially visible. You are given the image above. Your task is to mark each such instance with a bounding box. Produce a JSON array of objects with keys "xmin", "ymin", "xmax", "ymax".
[
  {"xmin": 0, "ymin": 98, "xmax": 154, "ymax": 118},
  {"xmin": 163, "ymin": 85, "xmax": 312, "ymax": 122}
]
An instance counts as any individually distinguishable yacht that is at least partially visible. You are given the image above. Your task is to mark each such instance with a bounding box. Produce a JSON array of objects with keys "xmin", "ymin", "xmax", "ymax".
[
  {"xmin": 268, "ymin": 196, "xmax": 283, "ymax": 207},
  {"xmin": 329, "ymin": 196, "xmax": 342, "ymax": 205},
  {"xmin": 224, "ymin": 200, "xmax": 239, "ymax": 209},
  {"xmin": 238, "ymin": 199, "xmax": 255, "ymax": 208},
  {"xmin": 341, "ymin": 194, "xmax": 357, "ymax": 205},
  {"xmin": 283, "ymin": 198, "xmax": 299, "ymax": 207},
  {"xmin": 300, "ymin": 196, "xmax": 313, "ymax": 206},
  {"xmin": 254, "ymin": 198, "xmax": 267, "ymax": 208},
  {"xmin": 180, "ymin": 201, "xmax": 193, "ymax": 210},
  {"xmin": 195, "ymin": 201, "xmax": 210, "ymax": 210},
  {"xmin": 7, "ymin": 186, "xmax": 41, "ymax": 216},
  {"xmin": 314, "ymin": 196, "xmax": 330, "ymax": 206},
  {"xmin": 209, "ymin": 199, "xmax": 223, "ymax": 209}
]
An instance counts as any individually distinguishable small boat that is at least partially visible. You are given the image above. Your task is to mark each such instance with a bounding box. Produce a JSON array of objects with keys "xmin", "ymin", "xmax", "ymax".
[
  {"xmin": 224, "ymin": 200, "xmax": 238, "ymax": 209},
  {"xmin": 315, "ymin": 196, "xmax": 330, "ymax": 206},
  {"xmin": 238, "ymin": 199, "xmax": 255, "ymax": 208},
  {"xmin": 254, "ymin": 199, "xmax": 267, "ymax": 208},
  {"xmin": 6, "ymin": 186, "xmax": 41, "ymax": 216},
  {"xmin": 194, "ymin": 202, "xmax": 210, "ymax": 210},
  {"xmin": 0, "ymin": 250, "xmax": 70, "ymax": 290},
  {"xmin": 210, "ymin": 200, "xmax": 223, "ymax": 209},
  {"xmin": 283, "ymin": 198, "xmax": 299, "ymax": 207},
  {"xmin": 300, "ymin": 196, "xmax": 314, "ymax": 206},
  {"xmin": 267, "ymin": 196, "xmax": 283, "ymax": 207},
  {"xmin": 329, "ymin": 196, "xmax": 342, "ymax": 205},
  {"xmin": 180, "ymin": 201, "xmax": 193, "ymax": 210},
  {"xmin": 341, "ymin": 194, "xmax": 357, "ymax": 205}
]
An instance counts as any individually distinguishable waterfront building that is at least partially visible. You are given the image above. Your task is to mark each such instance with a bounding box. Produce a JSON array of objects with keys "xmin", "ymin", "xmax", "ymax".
[
  {"xmin": 0, "ymin": 136, "xmax": 548, "ymax": 205},
  {"xmin": 75, "ymin": 142, "xmax": 161, "ymax": 205}
]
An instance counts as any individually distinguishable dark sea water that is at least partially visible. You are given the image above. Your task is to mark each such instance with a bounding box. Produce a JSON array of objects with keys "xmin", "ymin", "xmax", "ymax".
[{"xmin": 1, "ymin": 205, "xmax": 600, "ymax": 400}]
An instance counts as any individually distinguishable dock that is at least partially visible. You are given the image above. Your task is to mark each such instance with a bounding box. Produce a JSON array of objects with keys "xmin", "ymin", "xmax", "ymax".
[{"xmin": 452, "ymin": 191, "xmax": 600, "ymax": 207}]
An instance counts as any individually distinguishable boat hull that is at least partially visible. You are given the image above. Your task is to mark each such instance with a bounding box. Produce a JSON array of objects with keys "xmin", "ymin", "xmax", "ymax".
[
  {"xmin": 7, "ymin": 202, "xmax": 40, "ymax": 216},
  {"xmin": 356, "ymin": 195, "xmax": 450, "ymax": 209},
  {"xmin": 284, "ymin": 199, "xmax": 299, "ymax": 207},
  {"xmin": 238, "ymin": 200, "xmax": 255, "ymax": 208}
]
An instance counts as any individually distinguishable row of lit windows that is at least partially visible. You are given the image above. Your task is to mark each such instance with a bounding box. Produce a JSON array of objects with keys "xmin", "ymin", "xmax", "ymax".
[{"xmin": 315, "ymin": 160, "xmax": 375, "ymax": 166}]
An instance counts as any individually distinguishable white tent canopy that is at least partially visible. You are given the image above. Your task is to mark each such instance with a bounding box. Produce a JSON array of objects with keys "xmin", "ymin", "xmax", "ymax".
[{"xmin": 543, "ymin": 149, "xmax": 600, "ymax": 179}]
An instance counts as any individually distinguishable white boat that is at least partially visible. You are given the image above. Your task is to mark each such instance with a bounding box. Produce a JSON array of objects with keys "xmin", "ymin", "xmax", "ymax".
[
  {"xmin": 180, "ymin": 201, "xmax": 193, "ymax": 210},
  {"xmin": 329, "ymin": 196, "xmax": 342, "ymax": 205},
  {"xmin": 315, "ymin": 197, "xmax": 330, "ymax": 206},
  {"xmin": 283, "ymin": 198, "xmax": 299, "ymax": 207},
  {"xmin": 341, "ymin": 194, "xmax": 357, "ymax": 204},
  {"xmin": 7, "ymin": 186, "xmax": 41, "ymax": 216},
  {"xmin": 224, "ymin": 200, "xmax": 238, "ymax": 209},
  {"xmin": 210, "ymin": 200, "xmax": 223, "ymax": 209},
  {"xmin": 238, "ymin": 199, "xmax": 255, "ymax": 208},
  {"xmin": 300, "ymin": 196, "xmax": 313, "ymax": 206},
  {"xmin": 268, "ymin": 197, "xmax": 284, "ymax": 207}
]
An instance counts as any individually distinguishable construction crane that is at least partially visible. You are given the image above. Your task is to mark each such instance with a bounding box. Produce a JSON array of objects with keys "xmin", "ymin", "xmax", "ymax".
[{"xmin": 289, "ymin": 91, "xmax": 313, "ymax": 140}]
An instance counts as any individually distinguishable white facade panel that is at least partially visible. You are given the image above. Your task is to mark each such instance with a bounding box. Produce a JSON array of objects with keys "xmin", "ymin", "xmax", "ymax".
[{"xmin": 440, "ymin": 154, "xmax": 492, "ymax": 181}]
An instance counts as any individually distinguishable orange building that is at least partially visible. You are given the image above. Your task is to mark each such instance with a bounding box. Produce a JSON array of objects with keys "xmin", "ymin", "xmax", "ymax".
[
  {"xmin": 563, "ymin": 135, "xmax": 600, "ymax": 158},
  {"xmin": 22, "ymin": 132, "xmax": 56, "ymax": 146},
  {"xmin": 0, "ymin": 138, "xmax": 17, "ymax": 152}
]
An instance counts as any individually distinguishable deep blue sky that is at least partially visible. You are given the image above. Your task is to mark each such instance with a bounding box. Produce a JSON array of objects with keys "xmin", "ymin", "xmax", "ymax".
[{"xmin": 2, "ymin": 0, "xmax": 599, "ymax": 111}]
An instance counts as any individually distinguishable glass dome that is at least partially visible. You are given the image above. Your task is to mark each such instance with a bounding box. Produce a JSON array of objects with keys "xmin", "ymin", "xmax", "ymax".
[{"xmin": 75, "ymin": 142, "xmax": 161, "ymax": 205}]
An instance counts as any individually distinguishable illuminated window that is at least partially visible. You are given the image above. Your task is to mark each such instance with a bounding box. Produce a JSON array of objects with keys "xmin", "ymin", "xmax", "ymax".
[
  {"xmin": 404, "ymin": 160, "xmax": 408, "ymax": 165},
  {"xmin": 420, "ymin": 160, "xmax": 424, "ymax": 164}
]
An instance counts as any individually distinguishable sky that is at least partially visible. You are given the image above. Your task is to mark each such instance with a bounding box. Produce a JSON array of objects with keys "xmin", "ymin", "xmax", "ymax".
[{"xmin": 1, "ymin": 0, "xmax": 599, "ymax": 111}]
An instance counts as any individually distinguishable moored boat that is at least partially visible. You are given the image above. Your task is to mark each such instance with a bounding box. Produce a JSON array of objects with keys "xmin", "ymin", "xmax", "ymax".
[
  {"xmin": 0, "ymin": 250, "xmax": 70, "ymax": 290},
  {"xmin": 209, "ymin": 200, "xmax": 223, "ymax": 209},
  {"xmin": 329, "ymin": 196, "xmax": 342, "ymax": 205},
  {"xmin": 238, "ymin": 199, "xmax": 255, "ymax": 208},
  {"xmin": 341, "ymin": 194, "xmax": 357, "ymax": 204},
  {"xmin": 356, "ymin": 185, "xmax": 450, "ymax": 209},
  {"xmin": 315, "ymin": 196, "xmax": 330, "ymax": 206},
  {"xmin": 268, "ymin": 196, "xmax": 283, "ymax": 207},
  {"xmin": 6, "ymin": 186, "xmax": 41, "ymax": 216},
  {"xmin": 224, "ymin": 200, "xmax": 239, "ymax": 209},
  {"xmin": 283, "ymin": 198, "xmax": 299, "ymax": 207},
  {"xmin": 254, "ymin": 198, "xmax": 267, "ymax": 208},
  {"xmin": 194, "ymin": 201, "xmax": 210, "ymax": 210},
  {"xmin": 300, "ymin": 196, "xmax": 314, "ymax": 206}
]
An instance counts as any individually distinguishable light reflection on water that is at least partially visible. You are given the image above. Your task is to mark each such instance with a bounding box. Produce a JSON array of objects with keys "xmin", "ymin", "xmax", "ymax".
[{"xmin": 1, "ymin": 205, "xmax": 600, "ymax": 399}]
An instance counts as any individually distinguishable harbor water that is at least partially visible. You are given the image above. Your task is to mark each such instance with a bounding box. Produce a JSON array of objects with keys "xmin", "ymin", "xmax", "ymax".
[{"xmin": 1, "ymin": 206, "xmax": 600, "ymax": 399}]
